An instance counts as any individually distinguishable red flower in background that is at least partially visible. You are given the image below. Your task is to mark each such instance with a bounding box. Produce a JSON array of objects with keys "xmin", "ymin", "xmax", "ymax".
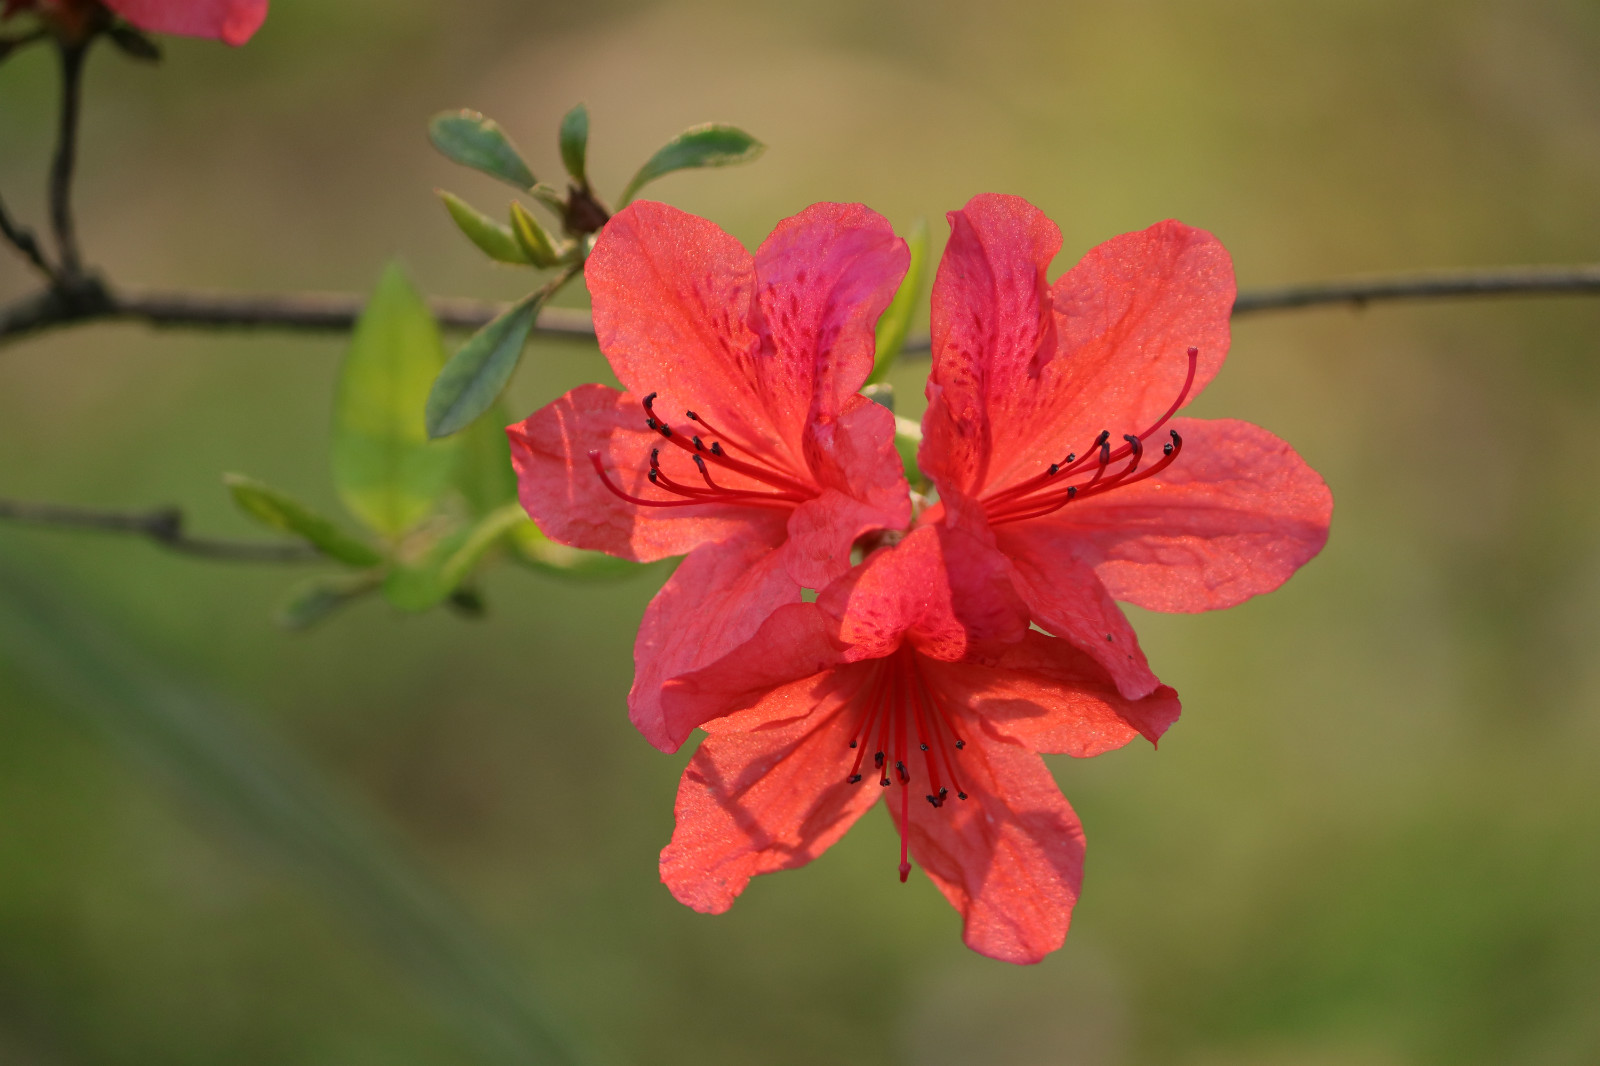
[
  {"xmin": 656, "ymin": 522, "xmax": 1179, "ymax": 964},
  {"xmin": 920, "ymin": 194, "xmax": 1332, "ymax": 698},
  {"xmin": 3, "ymin": 0, "xmax": 267, "ymax": 45},
  {"xmin": 509, "ymin": 201, "xmax": 911, "ymax": 752}
]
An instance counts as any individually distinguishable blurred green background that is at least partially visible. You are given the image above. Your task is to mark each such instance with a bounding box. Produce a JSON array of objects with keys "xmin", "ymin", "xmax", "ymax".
[{"xmin": 4, "ymin": 1, "xmax": 1600, "ymax": 1063}]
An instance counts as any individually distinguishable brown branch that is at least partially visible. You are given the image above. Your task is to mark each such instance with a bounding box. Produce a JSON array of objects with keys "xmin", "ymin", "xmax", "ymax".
[
  {"xmin": 0, "ymin": 284, "xmax": 596, "ymax": 344},
  {"xmin": 49, "ymin": 40, "xmax": 89, "ymax": 280},
  {"xmin": 0, "ymin": 498, "xmax": 320, "ymax": 563},
  {"xmin": 1230, "ymin": 264, "xmax": 1600, "ymax": 314},
  {"xmin": 5, "ymin": 263, "xmax": 1600, "ymax": 350},
  {"xmin": 0, "ymin": 190, "xmax": 54, "ymax": 279}
]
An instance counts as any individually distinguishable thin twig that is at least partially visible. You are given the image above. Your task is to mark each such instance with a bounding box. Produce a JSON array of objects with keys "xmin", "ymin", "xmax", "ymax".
[
  {"xmin": 6, "ymin": 263, "xmax": 1600, "ymax": 350},
  {"xmin": 0, "ymin": 190, "xmax": 54, "ymax": 278},
  {"xmin": 49, "ymin": 40, "xmax": 89, "ymax": 280},
  {"xmin": 0, "ymin": 498, "xmax": 320, "ymax": 563},
  {"xmin": 0, "ymin": 285, "xmax": 596, "ymax": 344},
  {"xmin": 1230, "ymin": 264, "xmax": 1600, "ymax": 314}
]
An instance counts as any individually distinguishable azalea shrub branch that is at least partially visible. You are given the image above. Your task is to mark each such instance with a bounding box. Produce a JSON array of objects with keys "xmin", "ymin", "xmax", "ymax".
[
  {"xmin": 5, "ymin": 262, "xmax": 1600, "ymax": 349},
  {"xmin": 0, "ymin": 497, "xmax": 320, "ymax": 563}
]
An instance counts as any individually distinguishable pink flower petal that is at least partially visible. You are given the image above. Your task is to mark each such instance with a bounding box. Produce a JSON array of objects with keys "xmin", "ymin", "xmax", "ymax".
[
  {"xmin": 903, "ymin": 730, "xmax": 1085, "ymax": 964},
  {"xmin": 1034, "ymin": 417, "xmax": 1333, "ymax": 612},
  {"xmin": 105, "ymin": 0, "xmax": 267, "ymax": 44}
]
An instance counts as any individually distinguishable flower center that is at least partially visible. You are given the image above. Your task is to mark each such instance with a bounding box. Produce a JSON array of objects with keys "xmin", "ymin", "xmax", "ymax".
[
  {"xmin": 589, "ymin": 392, "xmax": 815, "ymax": 511},
  {"xmin": 980, "ymin": 346, "xmax": 1199, "ymax": 526},
  {"xmin": 844, "ymin": 646, "xmax": 970, "ymax": 883}
]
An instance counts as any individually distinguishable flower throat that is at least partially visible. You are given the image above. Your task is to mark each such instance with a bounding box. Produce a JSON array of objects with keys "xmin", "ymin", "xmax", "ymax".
[{"xmin": 846, "ymin": 646, "xmax": 970, "ymax": 883}]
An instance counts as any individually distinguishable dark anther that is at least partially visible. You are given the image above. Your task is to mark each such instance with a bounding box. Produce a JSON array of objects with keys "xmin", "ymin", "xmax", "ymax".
[
  {"xmin": 919, "ymin": 743, "xmax": 929, "ymax": 751},
  {"xmin": 686, "ymin": 411, "xmax": 700, "ymax": 422},
  {"xmin": 646, "ymin": 417, "xmax": 658, "ymax": 431},
  {"xmin": 849, "ymin": 740, "xmax": 858, "ymax": 749},
  {"xmin": 848, "ymin": 774, "xmax": 862, "ymax": 784},
  {"xmin": 650, "ymin": 448, "xmax": 661, "ymax": 466},
  {"xmin": 1066, "ymin": 485, "xmax": 1078, "ymax": 500},
  {"xmin": 874, "ymin": 751, "xmax": 885, "ymax": 768},
  {"xmin": 659, "ymin": 424, "xmax": 673, "ymax": 438},
  {"xmin": 692, "ymin": 436, "xmax": 705, "ymax": 451},
  {"xmin": 1163, "ymin": 442, "xmax": 1174, "ymax": 456},
  {"xmin": 938, "ymin": 787, "xmax": 948, "ymax": 798},
  {"xmin": 1124, "ymin": 433, "xmax": 1142, "ymax": 456},
  {"xmin": 643, "ymin": 392, "xmax": 658, "ymax": 410},
  {"xmin": 710, "ymin": 442, "xmax": 725, "ymax": 457},
  {"xmin": 880, "ymin": 776, "xmax": 891, "ymax": 787},
  {"xmin": 692, "ymin": 455, "xmax": 709, "ymax": 473},
  {"xmin": 648, "ymin": 470, "xmax": 661, "ymax": 484},
  {"xmin": 1065, "ymin": 453, "xmax": 1076, "ymax": 464},
  {"xmin": 1048, "ymin": 463, "xmax": 1059, "ymax": 476},
  {"xmin": 957, "ymin": 791, "xmax": 969, "ymax": 800},
  {"xmin": 926, "ymin": 794, "xmax": 941, "ymax": 808},
  {"xmin": 1099, "ymin": 438, "xmax": 1111, "ymax": 465},
  {"xmin": 1170, "ymin": 429, "xmax": 1182, "ymax": 447},
  {"xmin": 954, "ymin": 740, "xmax": 965, "ymax": 750},
  {"xmin": 895, "ymin": 760, "xmax": 908, "ymax": 783}
]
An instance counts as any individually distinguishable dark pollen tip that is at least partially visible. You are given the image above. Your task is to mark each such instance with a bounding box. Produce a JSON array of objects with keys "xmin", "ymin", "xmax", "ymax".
[
  {"xmin": 954, "ymin": 740, "xmax": 965, "ymax": 750},
  {"xmin": 848, "ymin": 774, "xmax": 861, "ymax": 784},
  {"xmin": 919, "ymin": 743, "xmax": 929, "ymax": 751},
  {"xmin": 957, "ymin": 792, "xmax": 969, "ymax": 800},
  {"xmin": 848, "ymin": 740, "xmax": 858, "ymax": 748}
]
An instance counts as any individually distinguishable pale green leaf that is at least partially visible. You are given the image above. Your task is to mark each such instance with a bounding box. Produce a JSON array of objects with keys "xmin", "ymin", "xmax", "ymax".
[
  {"xmin": 559, "ymin": 103, "xmax": 588, "ymax": 184},
  {"xmin": 277, "ymin": 571, "xmax": 382, "ymax": 631},
  {"xmin": 224, "ymin": 473, "xmax": 383, "ymax": 567},
  {"xmin": 437, "ymin": 191, "xmax": 529, "ymax": 265},
  {"xmin": 509, "ymin": 201, "xmax": 561, "ymax": 268},
  {"xmin": 332, "ymin": 264, "xmax": 461, "ymax": 537},
  {"xmin": 510, "ymin": 519, "xmax": 638, "ymax": 579}
]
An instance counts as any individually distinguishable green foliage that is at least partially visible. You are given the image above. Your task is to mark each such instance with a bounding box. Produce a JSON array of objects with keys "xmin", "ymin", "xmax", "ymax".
[
  {"xmin": 509, "ymin": 201, "xmax": 562, "ymax": 268},
  {"xmin": 437, "ymin": 191, "xmax": 530, "ymax": 265},
  {"xmin": 454, "ymin": 402, "xmax": 520, "ymax": 518},
  {"xmin": 277, "ymin": 571, "xmax": 382, "ymax": 630},
  {"xmin": 332, "ymin": 264, "xmax": 460, "ymax": 538},
  {"xmin": 224, "ymin": 473, "xmax": 383, "ymax": 567},
  {"xmin": 619, "ymin": 123, "xmax": 766, "ymax": 205},
  {"xmin": 867, "ymin": 218, "xmax": 928, "ymax": 386},
  {"xmin": 424, "ymin": 289, "xmax": 546, "ymax": 440},
  {"xmin": 510, "ymin": 519, "xmax": 638, "ymax": 580},
  {"xmin": 428, "ymin": 110, "xmax": 537, "ymax": 190},
  {"xmin": 558, "ymin": 103, "xmax": 589, "ymax": 185},
  {"xmin": 893, "ymin": 413, "xmax": 925, "ymax": 490}
]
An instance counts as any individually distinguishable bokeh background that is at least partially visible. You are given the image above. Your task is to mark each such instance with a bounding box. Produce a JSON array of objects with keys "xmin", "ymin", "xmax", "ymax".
[{"xmin": 4, "ymin": 1, "xmax": 1600, "ymax": 1063}]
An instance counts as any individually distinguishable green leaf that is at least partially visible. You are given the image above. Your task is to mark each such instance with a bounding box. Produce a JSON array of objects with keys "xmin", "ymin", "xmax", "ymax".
[
  {"xmin": 619, "ymin": 123, "xmax": 765, "ymax": 205},
  {"xmin": 224, "ymin": 474, "xmax": 384, "ymax": 567},
  {"xmin": 428, "ymin": 109, "xmax": 536, "ymax": 189},
  {"xmin": 424, "ymin": 289, "xmax": 543, "ymax": 440},
  {"xmin": 437, "ymin": 191, "xmax": 529, "ymax": 265},
  {"xmin": 332, "ymin": 264, "xmax": 461, "ymax": 538},
  {"xmin": 277, "ymin": 571, "xmax": 382, "ymax": 631},
  {"xmin": 559, "ymin": 103, "xmax": 588, "ymax": 185},
  {"xmin": 510, "ymin": 519, "xmax": 638, "ymax": 579},
  {"xmin": 867, "ymin": 218, "xmax": 928, "ymax": 385},
  {"xmin": 441, "ymin": 503, "xmax": 529, "ymax": 590},
  {"xmin": 455, "ymin": 402, "xmax": 520, "ymax": 518},
  {"xmin": 382, "ymin": 526, "xmax": 471, "ymax": 612},
  {"xmin": 509, "ymin": 201, "xmax": 561, "ymax": 268},
  {"xmin": 893, "ymin": 414, "xmax": 925, "ymax": 489}
]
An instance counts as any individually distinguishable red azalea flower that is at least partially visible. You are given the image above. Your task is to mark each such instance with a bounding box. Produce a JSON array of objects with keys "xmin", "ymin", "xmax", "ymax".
[
  {"xmin": 655, "ymin": 521, "xmax": 1179, "ymax": 963},
  {"xmin": 509, "ymin": 201, "xmax": 911, "ymax": 751},
  {"xmin": 920, "ymin": 194, "xmax": 1333, "ymax": 698},
  {"xmin": 3, "ymin": 0, "xmax": 266, "ymax": 45}
]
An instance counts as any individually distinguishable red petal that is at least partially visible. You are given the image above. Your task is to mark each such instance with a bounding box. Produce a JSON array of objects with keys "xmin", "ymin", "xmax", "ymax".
[
  {"xmin": 901, "ymin": 729, "xmax": 1085, "ymax": 964},
  {"xmin": 819, "ymin": 522, "xmax": 1028, "ymax": 662},
  {"xmin": 659, "ymin": 668, "xmax": 881, "ymax": 913},
  {"xmin": 629, "ymin": 532, "xmax": 800, "ymax": 752},
  {"xmin": 921, "ymin": 199, "xmax": 1234, "ymax": 499},
  {"xmin": 508, "ymin": 384, "xmax": 783, "ymax": 562},
  {"xmin": 753, "ymin": 203, "xmax": 909, "ymax": 452},
  {"xmin": 781, "ymin": 396, "xmax": 910, "ymax": 589},
  {"xmin": 587, "ymin": 203, "xmax": 791, "ymax": 466},
  {"xmin": 925, "ymin": 635, "xmax": 1181, "ymax": 753},
  {"xmin": 921, "ymin": 194, "xmax": 1061, "ymax": 496},
  {"xmin": 1046, "ymin": 220, "xmax": 1234, "ymax": 457},
  {"xmin": 1034, "ymin": 417, "xmax": 1333, "ymax": 612},
  {"xmin": 992, "ymin": 520, "xmax": 1162, "ymax": 699},
  {"xmin": 104, "ymin": 0, "xmax": 267, "ymax": 44}
]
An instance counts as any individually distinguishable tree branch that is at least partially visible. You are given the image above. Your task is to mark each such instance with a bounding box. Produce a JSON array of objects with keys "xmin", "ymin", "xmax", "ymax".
[
  {"xmin": 49, "ymin": 40, "xmax": 89, "ymax": 280},
  {"xmin": 0, "ymin": 498, "xmax": 320, "ymax": 563},
  {"xmin": 0, "ymin": 190, "xmax": 54, "ymax": 279},
  {"xmin": 6, "ymin": 263, "xmax": 1600, "ymax": 350}
]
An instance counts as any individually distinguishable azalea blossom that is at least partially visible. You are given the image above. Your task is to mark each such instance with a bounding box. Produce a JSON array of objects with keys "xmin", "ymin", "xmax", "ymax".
[
  {"xmin": 655, "ymin": 521, "xmax": 1180, "ymax": 964},
  {"xmin": 920, "ymin": 194, "xmax": 1333, "ymax": 698},
  {"xmin": 3, "ymin": 0, "xmax": 267, "ymax": 45},
  {"xmin": 508, "ymin": 201, "xmax": 911, "ymax": 751}
]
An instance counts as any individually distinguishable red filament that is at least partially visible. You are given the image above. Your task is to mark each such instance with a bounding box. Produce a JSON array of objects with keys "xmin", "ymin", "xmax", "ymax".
[
  {"xmin": 845, "ymin": 647, "xmax": 971, "ymax": 882},
  {"xmin": 591, "ymin": 393, "xmax": 815, "ymax": 511},
  {"xmin": 983, "ymin": 346, "xmax": 1198, "ymax": 526}
]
